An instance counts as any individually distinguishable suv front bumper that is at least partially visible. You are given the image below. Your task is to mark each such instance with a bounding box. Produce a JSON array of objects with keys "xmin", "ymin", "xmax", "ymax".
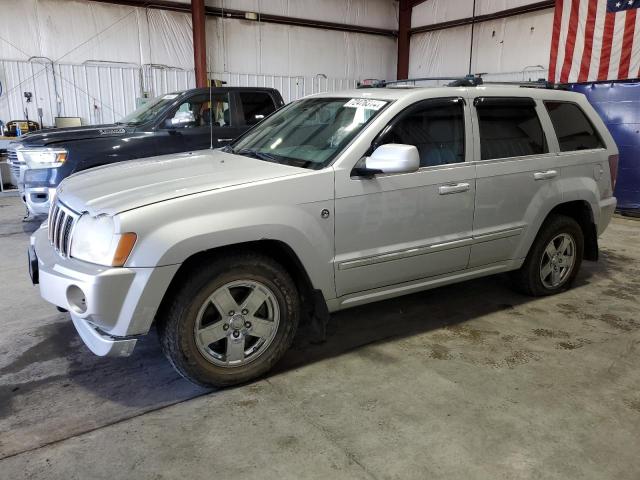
[{"xmin": 31, "ymin": 226, "xmax": 179, "ymax": 357}]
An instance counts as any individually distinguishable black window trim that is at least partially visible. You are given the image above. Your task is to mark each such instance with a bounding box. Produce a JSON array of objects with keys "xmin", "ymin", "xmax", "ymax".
[
  {"xmin": 473, "ymin": 95, "xmax": 550, "ymax": 161},
  {"xmin": 543, "ymin": 100, "xmax": 606, "ymax": 153},
  {"xmin": 365, "ymin": 96, "xmax": 467, "ymax": 170}
]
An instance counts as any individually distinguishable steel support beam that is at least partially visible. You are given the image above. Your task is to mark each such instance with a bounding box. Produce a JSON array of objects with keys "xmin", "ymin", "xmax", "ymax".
[
  {"xmin": 88, "ymin": 0, "xmax": 396, "ymax": 37},
  {"xmin": 191, "ymin": 0, "xmax": 207, "ymax": 88},
  {"xmin": 410, "ymin": 0, "xmax": 554, "ymax": 35},
  {"xmin": 397, "ymin": 0, "xmax": 412, "ymax": 81}
]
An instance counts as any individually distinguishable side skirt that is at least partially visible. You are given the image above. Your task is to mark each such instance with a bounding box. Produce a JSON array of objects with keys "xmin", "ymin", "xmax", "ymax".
[{"xmin": 326, "ymin": 259, "xmax": 525, "ymax": 313}]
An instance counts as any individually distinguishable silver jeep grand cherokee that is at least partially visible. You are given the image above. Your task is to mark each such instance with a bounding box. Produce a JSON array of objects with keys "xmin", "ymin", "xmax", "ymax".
[{"xmin": 29, "ymin": 84, "xmax": 618, "ymax": 387}]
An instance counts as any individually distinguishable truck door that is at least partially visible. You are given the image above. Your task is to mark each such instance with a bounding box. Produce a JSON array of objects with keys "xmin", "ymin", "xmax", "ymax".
[{"xmin": 155, "ymin": 92, "xmax": 243, "ymax": 153}]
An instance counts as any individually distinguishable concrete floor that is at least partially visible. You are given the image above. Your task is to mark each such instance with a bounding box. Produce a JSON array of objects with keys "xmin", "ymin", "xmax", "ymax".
[{"xmin": 0, "ymin": 193, "xmax": 639, "ymax": 480}]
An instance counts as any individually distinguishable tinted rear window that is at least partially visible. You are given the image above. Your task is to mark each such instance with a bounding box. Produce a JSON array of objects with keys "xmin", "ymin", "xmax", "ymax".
[
  {"xmin": 476, "ymin": 99, "xmax": 548, "ymax": 160},
  {"xmin": 240, "ymin": 92, "xmax": 276, "ymax": 125},
  {"xmin": 544, "ymin": 101, "xmax": 604, "ymax": 151}
]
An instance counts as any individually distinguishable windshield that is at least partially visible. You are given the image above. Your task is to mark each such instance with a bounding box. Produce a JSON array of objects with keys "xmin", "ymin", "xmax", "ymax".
[
  {"xmin": 228, "ymin": 97, "xmax": 389, "ymax": 169},
  {"xmin": 118, "ymin": 93, "xmax": 183, "ymax": 125}
]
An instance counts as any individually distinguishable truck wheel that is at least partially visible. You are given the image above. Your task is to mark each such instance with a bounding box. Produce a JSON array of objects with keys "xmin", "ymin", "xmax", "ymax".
[
  {"xmin": 510, "ymin": 214, "xmax": 584, "ymax": 297},
  {"xmin": 157, "ymin": 252, "xmax": 300, "ymax": 388}
]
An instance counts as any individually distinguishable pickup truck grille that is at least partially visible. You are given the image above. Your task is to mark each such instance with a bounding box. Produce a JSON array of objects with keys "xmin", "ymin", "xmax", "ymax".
[
  {"xmin": 7, "ymin": 147, "xmax": 24, "ymax": 184},
  {"xmin": 48, "ymin": 200, "xmax": 78, "ymax": 257}
]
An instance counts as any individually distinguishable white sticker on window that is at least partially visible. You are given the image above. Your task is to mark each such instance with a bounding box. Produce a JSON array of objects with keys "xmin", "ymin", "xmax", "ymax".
[
  {"xmin": 162, "ymin": 94, "xmax": 178, "ymax": 100},
  {"xmin": 343, "ymin": 98, "xmax": 386, "ymax": 110}
]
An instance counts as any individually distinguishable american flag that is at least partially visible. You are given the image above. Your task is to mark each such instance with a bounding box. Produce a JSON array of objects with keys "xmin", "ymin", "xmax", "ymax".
[{"xmin": 548, "ymin": 0, "xmax": 640, "ymax": 83}]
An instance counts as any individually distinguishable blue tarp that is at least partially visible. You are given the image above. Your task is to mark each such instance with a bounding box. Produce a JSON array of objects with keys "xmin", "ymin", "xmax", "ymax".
[{"xmin": 570, "ymin": 82, "xmax": 640, "ymax": 214}]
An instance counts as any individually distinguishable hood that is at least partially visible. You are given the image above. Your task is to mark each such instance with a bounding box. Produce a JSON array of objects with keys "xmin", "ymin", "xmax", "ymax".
[
  {"xmin": 15, "ymin": 124, "xmax": 135, "ymax": 146},
  {"xmin": 57, "ymin": 150, "xmax": 304, "ymax": 215}
]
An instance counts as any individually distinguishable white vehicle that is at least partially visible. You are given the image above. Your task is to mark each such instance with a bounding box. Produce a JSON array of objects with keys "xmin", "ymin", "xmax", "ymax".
[{"xmin": 29, "ymin": 80, "xmax": 618, "ymax": 387}]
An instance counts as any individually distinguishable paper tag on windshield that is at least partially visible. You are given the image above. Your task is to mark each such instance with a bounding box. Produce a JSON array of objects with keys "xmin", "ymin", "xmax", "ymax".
[
  {"xmin": 343, "ymin": 98, "xmax": 386, "ymax": 110},
  {"xmin": 162, "ymin": 94, "xmax": 178, "ymax": 100}
]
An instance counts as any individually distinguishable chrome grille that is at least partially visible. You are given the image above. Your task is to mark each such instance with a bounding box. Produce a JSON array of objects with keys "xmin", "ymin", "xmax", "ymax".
[
  {"xmin": 48, "ymin": 200, "xmax": 78, "ymax": 257},
  {"xmin": 7, "ymin": 146, "xmax": 24, "ymax": 187}
]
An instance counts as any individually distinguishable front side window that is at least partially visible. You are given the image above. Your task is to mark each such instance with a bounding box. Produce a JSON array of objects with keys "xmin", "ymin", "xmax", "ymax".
[
  {"xmin": 545, "ymin": 101, "xmax": 604, "ymax": 151},
  {"xmin": 166, "ymin": 93, "xmax": 230, "ymax": 128},
  {"xmin": 376, "ymin": 98, "xmax": 465, "ymax": 167},
  {"xmin": 475, "ymin": 98, "xmax": 548, "ymax": 160},
  {"xmin": 229, "ymin": 97, "xmax": 389, "ymax": 169},
  {"xmin": 240, "ymin": 92, "xmax": 277, "ymax": 125},
  {"xmin": 118, "ymin": 93, "xmax": 181, "ymax": 125}
]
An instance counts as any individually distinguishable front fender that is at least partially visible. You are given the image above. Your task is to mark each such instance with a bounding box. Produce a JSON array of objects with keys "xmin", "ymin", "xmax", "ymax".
[{"xmin": 118, "ymin": 171, "xmax": 336, "ymax": 301}]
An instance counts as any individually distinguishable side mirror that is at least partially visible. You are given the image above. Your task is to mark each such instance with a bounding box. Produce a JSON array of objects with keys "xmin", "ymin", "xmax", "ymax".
[{"xmin": 363, "ymin": 144, "xmax": 420, "ymax": 175}]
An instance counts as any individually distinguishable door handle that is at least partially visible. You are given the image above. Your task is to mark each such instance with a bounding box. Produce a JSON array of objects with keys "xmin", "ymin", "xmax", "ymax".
[
  {"xmin": 438, "ymin": 182, "xmax": 470, "ymax": 195},
  {"xmin": 533, "ymin": 170, "xmax": 558, "ymax": 180},
  {"xmin": 217, "ymin": 138, "xmax": 234, "ymax": 142}
]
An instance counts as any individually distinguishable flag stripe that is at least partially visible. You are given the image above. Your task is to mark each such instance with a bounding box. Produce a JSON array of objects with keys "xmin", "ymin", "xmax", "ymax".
[
  {"xmin": 630, "ymin": 10, "xmax": 640, "ymax": 78},
  {"xmin": 587, "ymin": 1, "xmax": 608, "ymax": 81},
  {"xmin": 548, "ymin": 0, "xmax": 565, "ymax": 82},
  {"xmin": 607, "ymin": 10, "xmax": 626, "ymax": 79},
  {"xmin": 568, "ymin": 0, "xmax": 590, "ymax": 82},
  {"xmin": 597, "ymin": 12, "xmax": 616, "ymax": 80},
  {"xmin": 578, "ymin": 0, "xmax": 599, "ymax": 81},
  {"xmin": 560, "ymin": 0, "xmax": 582, "ymax": 83},
  {"xmin": 618, "ymin": 8, "xmax": 637, "ymax": 77}
]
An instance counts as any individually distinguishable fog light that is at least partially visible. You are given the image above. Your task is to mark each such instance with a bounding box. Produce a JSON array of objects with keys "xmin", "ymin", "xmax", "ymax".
[{"xmin": 66, "ymin": 285, "xmax": 87, "ymax": 314}]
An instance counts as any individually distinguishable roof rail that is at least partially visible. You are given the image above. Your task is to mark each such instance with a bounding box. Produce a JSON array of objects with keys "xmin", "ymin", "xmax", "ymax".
[
  {"xmin": 481, "ymin": 78, "xmax": 556, "ymax": 89},
  {"xmin": 357, "ymin": 76, "xmax": 559, "ymax": 89},
  {"xmin": 357, "ymin": 75, "xmax": 483, "ymax": 88}
]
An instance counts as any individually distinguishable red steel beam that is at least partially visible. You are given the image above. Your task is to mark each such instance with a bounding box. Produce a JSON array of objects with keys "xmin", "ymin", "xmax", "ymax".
[
  {"xmin": 397, "ymin": 0, "xmax": 412, "ymax": 80},
  {"xmin": 191, "ymin": 0, "xmax": 207, "ymax": 88}
]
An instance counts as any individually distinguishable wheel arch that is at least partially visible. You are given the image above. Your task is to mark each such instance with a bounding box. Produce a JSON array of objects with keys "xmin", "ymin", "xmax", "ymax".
[
  {"xmin": 155, "ymin": 239, "xmax": 323, "ymax": 326},
  {"xmin": 542, "ymin": 200, "xmax": 598, "ymax": 261}
]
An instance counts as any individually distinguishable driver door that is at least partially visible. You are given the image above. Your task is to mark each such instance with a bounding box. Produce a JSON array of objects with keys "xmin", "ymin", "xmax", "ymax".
[
  {"xmin": 155, "ymin": 92, "xmax": 242, "ymax": 154},
  {"xmin": 333, "ymin": 98, "xmax": 476, "ymax": 297}
]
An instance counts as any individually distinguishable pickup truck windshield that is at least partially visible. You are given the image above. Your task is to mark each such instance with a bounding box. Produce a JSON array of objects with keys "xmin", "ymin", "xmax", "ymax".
[
  {"xmin": 228, "ymin": 97, "xmax": 389, "ymax": 169},
  {"xmin": 118, "ymin": 93, "xmax": 182, "ymax": 125}
]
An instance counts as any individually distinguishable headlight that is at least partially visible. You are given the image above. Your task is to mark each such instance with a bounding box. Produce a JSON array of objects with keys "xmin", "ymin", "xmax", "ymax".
[
  {"xmin": 20, "ymin": 148, "xmax": 68, "ymax": 168},
  {"xmin": 70, "ymin": 214, "xmax": 137, "ymax": 267}
]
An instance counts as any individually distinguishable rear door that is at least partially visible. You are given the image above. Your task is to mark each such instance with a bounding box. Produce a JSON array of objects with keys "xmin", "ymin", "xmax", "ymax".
[{"xmin": 469, "ymin": 96, "xmax": 561, "ymax": 267}]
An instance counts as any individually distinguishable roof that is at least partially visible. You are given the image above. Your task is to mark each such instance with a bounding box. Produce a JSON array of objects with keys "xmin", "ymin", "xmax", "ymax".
[{"xmin": 308, "ymin": 85, "xmax": 587, "ymax": 103}]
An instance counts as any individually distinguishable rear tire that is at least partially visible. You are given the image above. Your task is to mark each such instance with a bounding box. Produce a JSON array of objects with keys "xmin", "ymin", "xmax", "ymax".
[
  {"xmin": 157, "ymin": 252, "xmax": 300, "ymax": 388},
  {"xmin": 510, "ymin": 214, "xmax": 584, "ymax": 297}
]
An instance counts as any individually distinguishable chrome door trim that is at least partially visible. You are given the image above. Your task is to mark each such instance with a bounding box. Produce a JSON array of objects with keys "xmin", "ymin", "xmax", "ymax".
[
  {"xmin": 338, "ymin": 237, "xmax": 474, "ymax": 271},
  {"xmin": 473, "ymin": 226, "xmax": 524, "ymax": 243}
]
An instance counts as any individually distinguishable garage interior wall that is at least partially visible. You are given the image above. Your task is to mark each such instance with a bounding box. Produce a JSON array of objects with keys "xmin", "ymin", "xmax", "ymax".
[
  {"xmin": 0, "ymin": 0, "xmax": 398, "ymax": 126},
  {"xmin": 409, "ymin": 0, "xmax": 553, "ymax": 82}
]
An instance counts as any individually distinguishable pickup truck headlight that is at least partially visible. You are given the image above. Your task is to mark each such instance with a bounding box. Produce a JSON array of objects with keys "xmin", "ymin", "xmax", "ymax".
[
  {"xmin": 70, "ymin": 214, "xmax": 137, "ymax": 267},
  {"xmin": 20, "ymin": 148, "xmax": 68, "ymax": 168}
]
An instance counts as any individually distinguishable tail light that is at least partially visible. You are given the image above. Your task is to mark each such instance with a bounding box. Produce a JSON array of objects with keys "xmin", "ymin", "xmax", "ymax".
[{"xmin": 608, "ymin": 154, "xmax": 619, "ymax": 191}]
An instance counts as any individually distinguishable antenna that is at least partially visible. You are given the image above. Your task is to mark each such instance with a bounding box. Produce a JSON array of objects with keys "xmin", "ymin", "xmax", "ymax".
[{"xmin": 209, "ymin": 76, "xmax": 213, "ymax": 150}]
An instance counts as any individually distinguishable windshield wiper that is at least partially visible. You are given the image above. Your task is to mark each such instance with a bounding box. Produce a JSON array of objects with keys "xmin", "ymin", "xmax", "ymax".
[
  {"xmin": 235, "ymin": 148, "xmax": 279, "ymax": 162},
  {"xmin": 220, "ymin": 145, "xmax": 235, "ymax": 154}
]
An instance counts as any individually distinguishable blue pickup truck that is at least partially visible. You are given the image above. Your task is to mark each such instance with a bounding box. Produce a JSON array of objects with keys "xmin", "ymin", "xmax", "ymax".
[{"xmin": 8, "ymin": 87, "xmax": 284, "ymax": 216}]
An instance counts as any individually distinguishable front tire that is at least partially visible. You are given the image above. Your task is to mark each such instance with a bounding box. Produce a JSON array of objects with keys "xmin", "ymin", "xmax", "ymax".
[
  {"xmin": 157, "ymin": 252, "xmax": 300, "ymax": 388},
  {"xmin": 510, "ymin": 214, "xmax": 584, "ymax": 297}
]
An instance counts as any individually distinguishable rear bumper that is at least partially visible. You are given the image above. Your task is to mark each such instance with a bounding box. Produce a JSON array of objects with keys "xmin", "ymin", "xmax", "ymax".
[
  {"xmin": 598, "ymin": 196, "xmax": 617, "ymax": 235},
  {"xmin": 31, "ymin": 226, "xmax": 179, "ymax": 357}
]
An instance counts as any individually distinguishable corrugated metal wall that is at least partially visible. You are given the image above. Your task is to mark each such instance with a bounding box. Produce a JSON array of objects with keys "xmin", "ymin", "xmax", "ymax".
[{"xmin": 0, "ymin": 59, "xmax": 359, "ymax": 127}]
